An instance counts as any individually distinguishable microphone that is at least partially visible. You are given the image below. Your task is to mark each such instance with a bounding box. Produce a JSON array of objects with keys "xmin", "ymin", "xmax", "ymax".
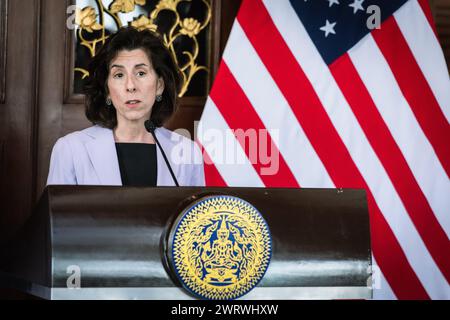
[{"xmin": 145, "ymin": 120, "xmax": 180, "ymax": 187}]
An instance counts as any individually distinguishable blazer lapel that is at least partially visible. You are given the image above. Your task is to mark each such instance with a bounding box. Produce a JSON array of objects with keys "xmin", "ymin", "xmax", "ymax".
[{"xmin": 84, "ymin": 126, "xmax": 122, "ymax": 186}]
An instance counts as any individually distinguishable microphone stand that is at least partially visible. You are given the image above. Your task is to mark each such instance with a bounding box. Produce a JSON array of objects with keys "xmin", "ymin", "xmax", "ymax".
[{"xmin": 145, "ymin": 120, "xmax": 180, "ymax": 187}]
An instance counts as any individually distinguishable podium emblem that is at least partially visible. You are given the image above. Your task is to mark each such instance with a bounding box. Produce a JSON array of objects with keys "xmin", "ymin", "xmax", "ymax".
[{"xmin": 168, "ymin": 195, "xmax": 272, "ymax": 300}]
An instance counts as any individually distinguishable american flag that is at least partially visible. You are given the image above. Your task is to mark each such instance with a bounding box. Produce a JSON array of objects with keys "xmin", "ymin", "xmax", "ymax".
[{"xmin": 197, "ymin": 0, "xmax": 449, "ymax": 299}]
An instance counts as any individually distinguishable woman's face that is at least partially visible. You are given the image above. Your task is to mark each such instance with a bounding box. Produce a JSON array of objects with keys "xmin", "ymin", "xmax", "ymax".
[{"xmin": 107, "ymin": 48, "xmax": 164, "ymax": 126}]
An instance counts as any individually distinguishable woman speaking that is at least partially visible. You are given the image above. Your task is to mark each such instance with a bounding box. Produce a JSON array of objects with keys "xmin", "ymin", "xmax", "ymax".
[{"xmin": 47, "ymin": 27, "xmax": 204, "ymax": 187}]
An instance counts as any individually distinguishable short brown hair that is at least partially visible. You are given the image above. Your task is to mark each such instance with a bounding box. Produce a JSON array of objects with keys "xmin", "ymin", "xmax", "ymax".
[{"xmin": 84, "ymin": 26, "xmax": 181, "ymax": 128}]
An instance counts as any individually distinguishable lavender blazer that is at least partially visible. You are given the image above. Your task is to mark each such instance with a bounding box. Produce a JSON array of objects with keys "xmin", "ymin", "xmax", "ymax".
[{"xmin": 47, "ymin": 125, "xmax": 205, "ymax": 187}]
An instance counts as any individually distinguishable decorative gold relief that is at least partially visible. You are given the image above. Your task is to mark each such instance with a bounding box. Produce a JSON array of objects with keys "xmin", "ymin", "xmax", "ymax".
[
  {"xmin": 155, "ymin": 0, "xmax": 179, "ymax": 11},
  {"xmin": 131, "ymin": 15, "xmax": 158, "ymax": 32},
  {"xmin": 110, "ymin": 0, "xmax": 146, "ymax": 14},
  {"xmin": 180, "ymin": 18, "xmax": 202, "ymax": 38},
  {"xmin": 73, "ymin": 0, "xmax": 212, "ymax": 97},
  {"xmin": 75, "ymin": 6, "xmax": 103, "ymax": 33}
]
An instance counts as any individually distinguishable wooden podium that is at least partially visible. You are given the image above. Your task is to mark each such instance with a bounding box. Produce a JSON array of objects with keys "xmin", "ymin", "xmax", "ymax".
[{"xmin": 0, "ymin": 185, "xmax": 372, "ymax": 300}]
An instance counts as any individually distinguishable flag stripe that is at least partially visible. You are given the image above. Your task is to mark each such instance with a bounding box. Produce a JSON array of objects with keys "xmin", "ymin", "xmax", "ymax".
[
  {"xmin": 349, "ymin": 34, "xmax": 450, "ymax": 242},
  {"xmin": 331, "ymin": 53, "xmax": 450, "ymax": 284},
  {"xmin": 242, "ymin": 0, "xmax": 429, "ymax": 299},
  {"xmin": 371, "ymin": 16, "xmax": 450, "ymax": 178},
  {"xmin": 372, "ymin": 256, "xmax": 397, "ymax": 300},
  {"xmin": 223, "ymin": 21, "xmax": 335, "ymax": 188},
  {"xmin": 394, "ymin": 0, "xmax": 450, "ymax": 124},
  {"xmin": 364, "ymin": 195, "xmax": 430, "ymax": 299},
  {"xmin": 417, "ymin": 0, "xmax": 438, "ymax": 37},
  {"xmin": 210, "ymin": 63, "xmax": 300, "ymax": 187},
  {"xmin": 198, "ymin": 142, "xmax": 227, "ymax": 187},
  {"xmin": 198, "ymin": 99, "xmax": 265, "ymax": 187}
]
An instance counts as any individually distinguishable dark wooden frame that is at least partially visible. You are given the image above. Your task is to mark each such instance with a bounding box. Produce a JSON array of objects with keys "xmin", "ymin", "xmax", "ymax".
[{"xmin": 0, "ymin": 0, "xmax": 8, "ymax": 103}]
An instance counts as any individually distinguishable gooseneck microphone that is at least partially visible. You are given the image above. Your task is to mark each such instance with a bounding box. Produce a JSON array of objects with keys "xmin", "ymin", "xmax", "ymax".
[{"xmin": 145, "ymin": 120, "xmax": 180, "ymax": 187}]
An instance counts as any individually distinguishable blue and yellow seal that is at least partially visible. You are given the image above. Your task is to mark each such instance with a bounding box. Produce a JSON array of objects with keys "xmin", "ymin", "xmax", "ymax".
[{"xmin": 168, "ymin": 195, "xmax": 272, "ymax": 300}]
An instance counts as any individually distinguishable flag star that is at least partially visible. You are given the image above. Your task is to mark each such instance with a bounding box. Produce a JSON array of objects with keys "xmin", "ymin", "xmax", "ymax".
[
  {"xmin": 328, "ymin": 0, "xmax": 340, "ymax": 7},
  {"xmin": 349, "ymin": 0, "xmax": 365, "ymax": 14},
  {"xmin": 320, "ymin": 20, "xmax": 337, "ymax": 37}
]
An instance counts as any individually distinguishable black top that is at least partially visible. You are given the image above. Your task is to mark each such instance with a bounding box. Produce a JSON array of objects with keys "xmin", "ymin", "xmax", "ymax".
[{"xmin": 115, "ymin": 143, "xmax": 157, "ymax": 187}]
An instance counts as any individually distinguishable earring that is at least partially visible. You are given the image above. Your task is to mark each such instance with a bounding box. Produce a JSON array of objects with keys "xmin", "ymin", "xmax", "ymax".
[
  {"xmin": 106, "ymin": 97, "xmax": 112, "ymax": 106},
  {"xmin": 156, "ymin": 95, "xmax": 162, "ymax": 102}
]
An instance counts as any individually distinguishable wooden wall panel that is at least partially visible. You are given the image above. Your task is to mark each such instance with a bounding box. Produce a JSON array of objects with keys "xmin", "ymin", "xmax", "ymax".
[
  {"xmin": 0, "ymin": 0, "xmax": 7, "ymax": 103},
  {"xmin": 0, "ymin": 0, "xmax": 40, "ymax": 242},
  {"xmin": 0, "ymin": 0, "xmax": 7, "ymax": 222}
]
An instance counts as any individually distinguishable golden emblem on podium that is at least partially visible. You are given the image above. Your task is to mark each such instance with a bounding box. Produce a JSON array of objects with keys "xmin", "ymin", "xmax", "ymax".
[{"xmin": 167, "ymin": 195, "xmax": 272, "ymax": 300}]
